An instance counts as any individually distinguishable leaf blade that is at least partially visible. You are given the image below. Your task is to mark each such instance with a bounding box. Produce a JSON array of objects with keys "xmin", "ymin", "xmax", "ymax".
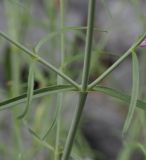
[
  {"xmin": 18, "ymin": 62, "xmax": 35, "ymax": 119},
  {"xmin": 92, "ymin": 86, "xmax": 146, "ymax": 110},
  {"xmin": 0, "ymin": 85, "xmax": 76, "ymax": 111},
  {"xmin": 123, "ymin": 51, "xmax": 139, "ymax": 135}
]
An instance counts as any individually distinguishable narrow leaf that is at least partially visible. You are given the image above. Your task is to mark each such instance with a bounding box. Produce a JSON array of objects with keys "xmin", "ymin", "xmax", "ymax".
[
  {"xmin": 18, "ymin": 62, "xmax": 35, "ymax": 119},
  {"xmin": 1, "ymin": 85, "xmax": 146, "ymax": 112},
  {"xmin": 92, "ymin": 86, "xmax": 146, "ymax": 110},
  {"xmin": 0, "ymin": 85, "xmax": 76, "ymax": 111},
  {"xmin": 123, "ymin": 51, "xmax": 139, "ymax": 135},
  {"xmin": 64, "ymin": 26, "xmax": 107, "ymax": 32}
]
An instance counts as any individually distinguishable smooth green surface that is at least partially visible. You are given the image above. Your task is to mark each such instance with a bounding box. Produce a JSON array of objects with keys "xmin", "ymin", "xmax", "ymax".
[
  {"xmin": 0, "ymin": 0, "xmax": 146, "ymax": 159},
  {"xmin": 61, "ymin": 0, "xmax": 96, "ymax": 159},
  {"xmin": 18, "ymin": 62, "xmax": 35, "ymax": 119},
  {"xmin": 123, "ymin": 51, "xmax": 139, "ymax": 135},
  {"xmin": 0, "ymin": 85, "xmax": 75, "ymax": 110}
]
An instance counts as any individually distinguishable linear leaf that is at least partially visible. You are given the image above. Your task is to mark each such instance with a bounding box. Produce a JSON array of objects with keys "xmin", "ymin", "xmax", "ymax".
[
  {"xmin": 92, "ymin": 86, "xmax": 146, "ymax": 110},
  {"xmin": 64, "ymin": 26, "xmax": 107, "ymax": 32},
  {"xmin": 123, "ymin": 51, "xmax": 139, "ymax": 135},
  {"xmin": 1, "ymin": 85, "xmax": 146, "ymax": 112},
  {"xmin": 0, "ymin": 85, "xmax": 76, "ymax": 111},
  {"xmin": 18, "ymin": 62, "xmax": 35, "ymax": 119}
]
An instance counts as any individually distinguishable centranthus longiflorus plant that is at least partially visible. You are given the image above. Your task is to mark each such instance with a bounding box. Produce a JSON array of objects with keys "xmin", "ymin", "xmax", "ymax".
[{"xmin": 0, "ymin": 0, "xmax": 146, "ymax": 159}]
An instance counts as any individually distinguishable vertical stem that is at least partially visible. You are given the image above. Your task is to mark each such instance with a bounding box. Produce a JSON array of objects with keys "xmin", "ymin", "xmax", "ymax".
[
  {"xmin": 82, "ymin": 0, "xmax": 96, "ymax": 91},
  {"xmin": 44, "ymin": 0, "xmax": 57, "ymax": 62},
  {"xmin": 61, "ymin": 93, "xmax": 87, "ymax": 160},
  {"xmin": 60, "ymin": 0, "xmax": 65, "ymax": 67},
  {"xmin": 55, "ymin": 0, "xmax": 65, "ymax": 160},
  {"xmin": 4, "ymin": 1, "xmax": 22, "ymax": 159},
  {"xmin": 61, "ymin": 0, "xmax": 96, "ymax": 160},
  {"xmin": 5, "ymin": 1, "xmax": 21, "ymax": 96},
  {"xmin": 55, "ymin": 83, "xmax": 63, "ymax": 160}
]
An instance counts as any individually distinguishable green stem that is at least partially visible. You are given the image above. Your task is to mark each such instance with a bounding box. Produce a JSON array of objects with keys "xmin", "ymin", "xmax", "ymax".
[
  {"xmin": 55, "ymin": 0, "xmax": 65, "ymax": 159},
  {"xmin": 4, "ymin": 1, "xmax": 22, "ymax": 159},
  {"xmin": 1, "ymin": 85, "xmax": 146, "ymax": 112},
  {"xmin": 82, "ymin": 0, "xmax": 96, "ymax": 91},
  {"xmin": 0, "ymin": 31, "xmax": 80, "ymax": 89},
  {"xmin": 61, "ymin": 93, "xmax": 87, "ymax": 160},
  {"xmin": 88, "ymin": 31, "xmax": 146, "ymax": 89},
  {"xmin": 60, "ymin": 0, "xmax": 65, "ymax": 66},
  {"xmin": 61, "ymin": 0, "xmax": 96, "ymax": 160},
  {"xmin": 54, "ymin": 84, "xmax": 63, "ymax": 160},
  {"xmin": 4, "ymin": 3, "xmax": 27, "ymax": 160}
]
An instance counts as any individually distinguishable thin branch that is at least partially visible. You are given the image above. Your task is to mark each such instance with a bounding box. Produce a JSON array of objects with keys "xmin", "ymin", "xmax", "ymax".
[
  {"xmin": 61, "ymin": 0, "xmax": 96, "ymax": 160},
  {"xmin": 0, "ymin": 31, "xmax": 80, "ymax": 89},
  {"xmin": 88, "ymin": 32, "xmax": 146, "ymax": 89}
]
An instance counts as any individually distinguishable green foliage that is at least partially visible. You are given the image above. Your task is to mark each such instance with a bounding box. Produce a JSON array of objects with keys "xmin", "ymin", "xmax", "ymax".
[{"xmin": 0, "ymin": 0, "xmax": 146, "ymax": 159}]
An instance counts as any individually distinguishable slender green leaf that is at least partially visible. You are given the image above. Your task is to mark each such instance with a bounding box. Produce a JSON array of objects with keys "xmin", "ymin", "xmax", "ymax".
[
  {"xmin": 123, "ymin": 51, "xmax": 139, "ymax": 135},
  {"xmin": 1, "ymin": 85, "xmax": 146, "ymax": 112},
  {"xmin": 64, "ymin": 26, "xmax": 107, "ymax": 32},
  {"xmin": 0, "ymin": 85, "xmax": 76, "ymax": 111},
  {"xmin": 92, "ymin": 86, "xmax": 146, "ymax": 110},
  {"xmin": 18, "ymin": 62, "xmax": 35, "ymax": 119}
]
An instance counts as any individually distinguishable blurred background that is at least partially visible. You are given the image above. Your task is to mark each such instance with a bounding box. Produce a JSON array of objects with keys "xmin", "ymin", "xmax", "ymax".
[{"xmin": 0, "ymin": 0, "xmax": 146, "ymax": 159}]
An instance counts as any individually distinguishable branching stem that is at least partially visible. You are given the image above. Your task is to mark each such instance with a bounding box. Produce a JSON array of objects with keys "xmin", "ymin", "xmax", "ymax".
[{"xmin": 61, "ymin": 0, "xmax": 96, "ymax": 160}]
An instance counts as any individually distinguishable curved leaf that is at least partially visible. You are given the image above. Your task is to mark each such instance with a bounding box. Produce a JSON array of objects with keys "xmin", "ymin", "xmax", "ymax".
[
  {"xmin": 0, "ymin": 85, "xmax": 76, "ymax": 111},
  {"xmin": 123, "ymin": 51, "xmax": 139, "ymax": 135},
  {"xmin": 18, "ymin": 62, "xmax": 35, "ymax": 119},
  {"xmin": 92, "ymin": 86, "xmax": 146, "ymax": 110}
]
